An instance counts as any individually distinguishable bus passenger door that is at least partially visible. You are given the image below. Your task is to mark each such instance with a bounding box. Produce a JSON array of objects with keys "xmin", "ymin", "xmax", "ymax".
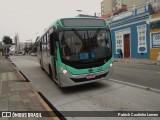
[
  {"xmin": 50, "ymin": 31, "xmax": 57, "ymax": 80},
  {"xmin": 42, "ymin": 35, "xmax": 48, "ymax": 72}
]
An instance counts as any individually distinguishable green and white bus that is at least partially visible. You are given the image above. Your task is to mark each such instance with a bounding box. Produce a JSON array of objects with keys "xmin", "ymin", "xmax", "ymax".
[{"xmin": 37, "ymin": 17, "xmax": 113, "ymax": 87}]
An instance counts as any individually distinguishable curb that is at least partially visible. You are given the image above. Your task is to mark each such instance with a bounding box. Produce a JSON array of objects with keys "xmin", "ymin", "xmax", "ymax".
[
  {"xmin": 113, "ymin": 59, "xmax": 160, "ymax": 66},
  {"xmin": 10, "ymin": 59, "xmax": 65, "ymax": 120}
]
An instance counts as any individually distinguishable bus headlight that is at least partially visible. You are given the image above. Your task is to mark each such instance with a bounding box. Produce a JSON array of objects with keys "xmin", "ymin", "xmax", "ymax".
[
  {"xmin": 110, "ymin": 63, "xmax": 113, "ymax": 68},
  {"xmin": 60, "ymin": 67, "xmax": 70, "ymax": 75},
  {"xmin": 63, "ymin": 70, "xmax": 68, "ymax": 74}
]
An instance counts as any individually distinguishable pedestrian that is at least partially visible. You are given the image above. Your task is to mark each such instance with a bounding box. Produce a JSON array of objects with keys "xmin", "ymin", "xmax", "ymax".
[{"xmin": 119, "ymin": 49, "xmax": 123, "ymax": 58}]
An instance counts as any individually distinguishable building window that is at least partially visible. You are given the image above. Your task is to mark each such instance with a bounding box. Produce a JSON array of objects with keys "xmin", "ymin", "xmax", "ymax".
[
  {"xmin": 115, "ymin": 34, "xmax": 123, "ymax": 54},
  {"xmin": 152, "ymin": 32, "xmax": 160, "ymax": 48},
  {"xmin": 137, "ymin": 24, "xmax": 147, "ymax": 53},
  {"xmin": 136, "ymin": 7, "xmax": 145, "ymax": 14}
]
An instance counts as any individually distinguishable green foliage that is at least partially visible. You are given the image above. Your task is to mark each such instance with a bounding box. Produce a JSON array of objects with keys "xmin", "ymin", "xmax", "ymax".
[{"xmin": 2, "ymin": 36, "xmax": 13, "ymax": 45}]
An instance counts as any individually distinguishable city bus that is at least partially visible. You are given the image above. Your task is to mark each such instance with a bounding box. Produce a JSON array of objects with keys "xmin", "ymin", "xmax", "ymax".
[{"xmin": 37, "ymin": 17, "xmax": 113, "ymax": 87}]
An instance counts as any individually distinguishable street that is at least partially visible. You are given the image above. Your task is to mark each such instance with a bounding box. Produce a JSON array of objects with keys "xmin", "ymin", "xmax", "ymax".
[
  {"xmin": 111, "ymin": 62, "xmax": 160, "ymax": 90},
  {"xmin": 1, "ymin": 0, "xmax": 160, "ymax": 119},
  {"xmin": 10, "ymin": 55, "xmax": 160, "ymax": 120}
]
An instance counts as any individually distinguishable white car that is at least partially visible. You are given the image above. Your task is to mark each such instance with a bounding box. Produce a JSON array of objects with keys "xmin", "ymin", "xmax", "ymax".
[{"xmin": 31, "ymin": 53, "xmax": 36, "ymax": 56}]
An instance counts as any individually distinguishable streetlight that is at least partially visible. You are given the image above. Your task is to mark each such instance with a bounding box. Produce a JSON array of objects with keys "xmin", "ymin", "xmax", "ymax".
[
  {"xmin": 76, "ymin": 10, "xmax": 99, "ymax": 17},
  {"xmin": 76, "ymin": 10, "xmax": 89, "ymax": 15}
]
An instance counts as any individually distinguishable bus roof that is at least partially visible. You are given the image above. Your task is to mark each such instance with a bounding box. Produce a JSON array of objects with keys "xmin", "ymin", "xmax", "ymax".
[
  {"xmin": 49, "ymin": 17, "xmax": 107, "ymax": 29},
  {"xmin": 37, "ymin": 17, "xmax": 108, "ymax": 42}
]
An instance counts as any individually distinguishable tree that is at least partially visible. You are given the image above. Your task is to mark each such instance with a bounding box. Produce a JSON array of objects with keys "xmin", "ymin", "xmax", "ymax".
[
  {"xmin": 2, "ymin": 36, "xmax": 13, "ymax": 56},
  {"xmin": 2, "ymin": 36, "xmax": 13, "ymax": 45},
  {"xmin": 0, "ymin": 42, "xmax": 2, "ymax": 52}
]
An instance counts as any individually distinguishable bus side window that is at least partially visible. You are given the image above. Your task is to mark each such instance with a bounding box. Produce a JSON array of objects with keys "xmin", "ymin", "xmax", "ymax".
[
  {"xmin": 49, "ymin": 27, "xmax": 57, "ymax": 56},
  {"xmin": 40, "ymin": 40, "xmax": 42, "ymax": 52},
  {"xmin": 44, "ymin": 35, "xmax": 47, "ymax": 51},
  {"xmin": 47, "ymin": 33, "xmax": 50, "ymax": 52},
  {"xmin": 50, "ymin": 33, "xmax": 54, "ymax": 55},
  {"xmin": 42, "ymin": 37, "xmax": 44, "ymax": 51}
]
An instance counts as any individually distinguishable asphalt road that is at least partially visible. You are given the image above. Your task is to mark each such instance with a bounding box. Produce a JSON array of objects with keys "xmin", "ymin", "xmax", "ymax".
[
  {"xmin": 10, "ymin": 55, "xmax": 160, "ymax": 120},
  {"xmin": 11, "ymin": 55, "xmax": 160, "ymax": 90},
  {"xmin": 110, "ymin": 62, "xmax": 160, "ymax": 90}
]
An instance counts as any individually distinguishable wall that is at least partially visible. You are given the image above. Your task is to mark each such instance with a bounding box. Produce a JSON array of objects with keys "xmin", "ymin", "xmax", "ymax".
[
  {"xmin": 101, "ymin": 0, "xmax": 113, "ymax": 15},
  {"xmin": 109, "ymin": 4, "xmax": 151, "ymax": 59},
  {"xmin": 150, "ymin": 13, "xmax": 160, "ymax": 60},
  {"xmin": 124, "ymin": 0, "xmax": 146, "ymax": 9},
  {"xmin": 102, "ymin": 0, "xmax": 146, "ymax": 15},
  {"xmin": 111, "ymin": 22, "xmax": 150, "ymax": 59}
]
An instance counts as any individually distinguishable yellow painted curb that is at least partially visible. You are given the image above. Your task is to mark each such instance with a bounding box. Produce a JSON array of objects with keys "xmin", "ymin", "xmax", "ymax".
[
  {"xmin": 12, "ymin": 62, "xmax": 60, "ymax": 120},
  {"xmin": 35, "ymin": 92, "xmax": 60, "ymax": 120},
  {"xmin": 12, "ymin": 63, "xmax": 26, "ymax": 81}
]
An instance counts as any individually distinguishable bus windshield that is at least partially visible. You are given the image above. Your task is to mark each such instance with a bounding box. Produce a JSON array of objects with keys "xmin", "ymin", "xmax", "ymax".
[{"xmin": 59, "ymin": 29, "xmax": 112, "ymax": 61}]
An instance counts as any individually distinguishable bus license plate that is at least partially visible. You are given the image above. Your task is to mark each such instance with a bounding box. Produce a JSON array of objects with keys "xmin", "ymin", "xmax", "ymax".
[{"xmin": 86, "ymin": 75, "xmax": 95, "ymax": 79}]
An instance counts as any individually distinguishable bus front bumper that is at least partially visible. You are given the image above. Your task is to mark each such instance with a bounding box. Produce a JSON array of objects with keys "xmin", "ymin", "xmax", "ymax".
[{"xmin": 58, "ymin": 67, "xmax": 113, "ymax": 87}]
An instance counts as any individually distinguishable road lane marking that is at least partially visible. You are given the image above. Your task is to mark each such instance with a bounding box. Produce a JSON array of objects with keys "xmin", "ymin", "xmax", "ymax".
[{"xmin": 109, "ymin": 78, "xmax": 160, "ymax": 93}]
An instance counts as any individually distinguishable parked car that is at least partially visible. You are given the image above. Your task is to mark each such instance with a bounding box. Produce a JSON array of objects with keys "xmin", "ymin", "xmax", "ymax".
[
  {"xmin": 15, "ymin": 53, "xmax": 22, "ymax": 56},
  {"xmin": 31, "ymin": 53, "xmax": 36, "ymax": 56}
]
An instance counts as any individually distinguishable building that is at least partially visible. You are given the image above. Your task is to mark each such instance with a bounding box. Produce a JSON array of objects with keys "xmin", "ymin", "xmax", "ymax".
[
  {"xmin": 149, "ymin": 13, "xmax": 160, "ymax": 60},
  {"xmin": 14, "ymin": 33, "xmax": 19, "ymax": 53},
  {"xmin": 147, "ymin": 0, "xmax": 160, "ymax": 60},
  {"xmin": 12, "ymin": 34, "xmax": 26, "ymax": 54},
  {"xmin": 18, "ymin": 42, "xmax": 25, "ymax": 53},
  {"xmin": 101, "ymin": 5, "xmax": 127, "ymax": 19},
  {"xmin": 24, "ymin": 42, "xmax": 32, "ymax": 49},
  {"xmin": 101, "ymin": 0, "xmax": 113, "ymax": 15},
  {"xmin": 101, "ymin": 0, "xmax": 146, "ymax": 15},
  {"xmin": 147, "ymin": 0, "xmax": 160, "ymax": 13},
  {"xmin": 107, "ymin": 3, "xmax": 154, "ymax": 59}
]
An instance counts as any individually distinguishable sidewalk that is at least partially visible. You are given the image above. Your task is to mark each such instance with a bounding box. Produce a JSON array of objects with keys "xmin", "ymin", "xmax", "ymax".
[
  {"xmin": 0, "ymin": 56, "xmax": 57, "ymax": 120},
  {"xmin": 113, "ymin": 58, "xmax": 160, "ymax": 65}
]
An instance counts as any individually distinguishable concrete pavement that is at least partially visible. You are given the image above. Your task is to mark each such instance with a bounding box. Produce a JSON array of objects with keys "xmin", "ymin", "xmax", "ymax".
[
  {"xmin": 114, "ymin": 58, "xmax": 160, "ymax": 65},
  {"xmin": 0, "ymin": 55, "xmax": 58, "ymax": 120}
]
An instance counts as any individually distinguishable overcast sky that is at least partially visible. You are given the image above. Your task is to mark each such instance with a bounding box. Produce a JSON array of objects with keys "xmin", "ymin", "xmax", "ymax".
[{"xmin": 0, "ymin": 0, "xmax": 101, "ymax": 43}]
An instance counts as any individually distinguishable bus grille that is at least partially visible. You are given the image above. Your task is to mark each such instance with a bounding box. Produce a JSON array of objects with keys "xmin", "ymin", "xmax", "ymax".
[{"xmin": 70, "ymin": 72, "xmax": 108, "ymax": 83}]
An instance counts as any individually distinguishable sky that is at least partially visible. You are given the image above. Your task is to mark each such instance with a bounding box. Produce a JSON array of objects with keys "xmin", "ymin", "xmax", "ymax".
[{"xmin": 0, "ymin": 0, "xmax": 101, "ymax": 43}]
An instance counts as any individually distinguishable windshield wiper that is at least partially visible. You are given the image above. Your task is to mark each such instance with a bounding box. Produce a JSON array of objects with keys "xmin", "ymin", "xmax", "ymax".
[
  {"xmin": 72, "ymin": 29, "xmax": 85, "ymax": 41},
  {"xmin": 93, "ymin": 28, "xmax": 101, "ymax": 38}
]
